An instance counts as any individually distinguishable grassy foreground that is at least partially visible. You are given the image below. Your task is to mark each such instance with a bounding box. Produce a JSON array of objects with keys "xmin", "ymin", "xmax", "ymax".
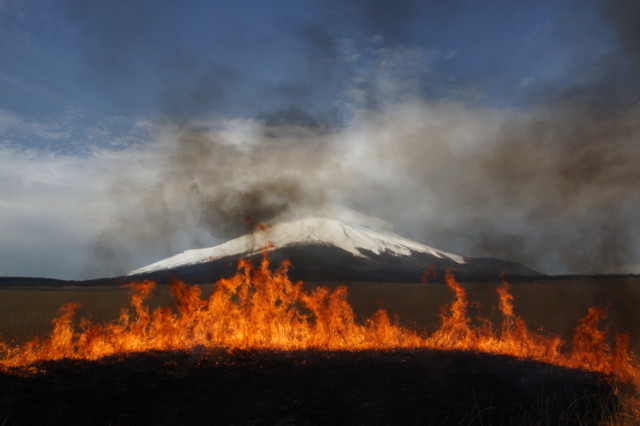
[{"xmin": 0, "ymin": 348, "xmax": 631, "ymax": 425}]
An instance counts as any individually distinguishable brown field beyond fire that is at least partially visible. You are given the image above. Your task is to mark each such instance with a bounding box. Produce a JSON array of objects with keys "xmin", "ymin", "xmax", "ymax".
[{"xmin": 2, "ymin": 278, "xmax": 640, "ymax": 351}]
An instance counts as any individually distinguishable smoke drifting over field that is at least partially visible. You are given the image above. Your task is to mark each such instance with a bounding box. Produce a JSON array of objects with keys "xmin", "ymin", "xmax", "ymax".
[{"xmin": 90, "ymin": 98, "xmax": 640, "ymax": 276}]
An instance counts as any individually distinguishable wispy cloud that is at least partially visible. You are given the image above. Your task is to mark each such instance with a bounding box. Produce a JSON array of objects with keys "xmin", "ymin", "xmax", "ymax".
[{"xmin": 0, "ymin": 108, "xmax": 154, "ymax": 153}]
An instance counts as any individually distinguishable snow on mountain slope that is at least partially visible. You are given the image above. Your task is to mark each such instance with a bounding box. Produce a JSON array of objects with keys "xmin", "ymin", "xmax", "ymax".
[{"xmin": 128, "ymin": 217, "xmax": 466, "ymax": 276}]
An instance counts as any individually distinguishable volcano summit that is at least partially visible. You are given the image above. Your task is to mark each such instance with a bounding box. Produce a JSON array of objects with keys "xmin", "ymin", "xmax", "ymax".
[{"xmin": 128, "ymin": 217, "xmax": 539, "ymax": 283}]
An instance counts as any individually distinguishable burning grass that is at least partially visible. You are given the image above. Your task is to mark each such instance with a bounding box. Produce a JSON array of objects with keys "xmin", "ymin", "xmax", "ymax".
[{"xmin": 0, "ymin": 245, "xmax": 639, "ymax": 423}]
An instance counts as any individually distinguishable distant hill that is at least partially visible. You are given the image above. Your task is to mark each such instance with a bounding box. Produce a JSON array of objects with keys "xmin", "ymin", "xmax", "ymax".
[{"xmin": 0, "ymin": 276, "xmax": 122, "ymax": 287}]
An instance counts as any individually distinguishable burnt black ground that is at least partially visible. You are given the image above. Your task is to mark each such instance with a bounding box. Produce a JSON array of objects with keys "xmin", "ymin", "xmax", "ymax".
[{"xmin": 0, "ymin": 349, "xmax": 621, "ymax": 425}]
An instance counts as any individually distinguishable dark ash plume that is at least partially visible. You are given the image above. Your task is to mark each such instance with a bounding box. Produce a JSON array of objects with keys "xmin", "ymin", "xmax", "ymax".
[{"xmin": 90, "ymin": 119, "xmax": 340, "ymax": 274}]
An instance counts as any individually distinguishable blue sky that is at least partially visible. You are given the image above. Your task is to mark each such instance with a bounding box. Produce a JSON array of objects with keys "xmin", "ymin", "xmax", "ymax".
[
  {"xmin": 1, "ymin": 0, "xmax": 615, "ymax": 130},
  {"xmin": 2, "ymin": 0, "xmax": 640, "ymax": 278}
]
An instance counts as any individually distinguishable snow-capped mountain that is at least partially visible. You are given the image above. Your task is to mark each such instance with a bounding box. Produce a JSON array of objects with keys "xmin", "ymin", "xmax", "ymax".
[
  {"xmin": 129, "ymin": 217, "xmax": 466, "ymax": 275},
  {"xmin": 128, "ymin": 217, "xmax": 540, "ymax": 283}
]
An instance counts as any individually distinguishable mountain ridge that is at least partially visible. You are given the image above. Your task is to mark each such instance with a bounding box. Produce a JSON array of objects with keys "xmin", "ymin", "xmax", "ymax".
[{"xmin": 127, "ymin": 217, "xmax": 541, "ymax": 283}]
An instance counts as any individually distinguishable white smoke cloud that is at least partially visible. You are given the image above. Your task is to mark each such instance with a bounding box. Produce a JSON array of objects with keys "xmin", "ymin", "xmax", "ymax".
[{"xmin": 2, "ymin": 97, "xmax": 640, "ymax": 279}]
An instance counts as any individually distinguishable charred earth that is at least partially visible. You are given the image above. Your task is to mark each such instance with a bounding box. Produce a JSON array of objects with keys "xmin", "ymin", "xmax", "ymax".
[{"xmin": 0, "ymin": 348, "xmax": 624, "ymax": 426}]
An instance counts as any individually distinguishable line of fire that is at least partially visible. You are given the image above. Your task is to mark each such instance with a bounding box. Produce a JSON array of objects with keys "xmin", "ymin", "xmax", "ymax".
[{"xmin": 1, "ymin": 243, "xmax": 638, "ymax": 424}]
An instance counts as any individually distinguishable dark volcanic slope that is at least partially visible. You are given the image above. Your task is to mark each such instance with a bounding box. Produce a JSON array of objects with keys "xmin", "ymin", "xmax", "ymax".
[{"xmin": 0, "ymin": 349, "xmax": 621, "ymax": 425}]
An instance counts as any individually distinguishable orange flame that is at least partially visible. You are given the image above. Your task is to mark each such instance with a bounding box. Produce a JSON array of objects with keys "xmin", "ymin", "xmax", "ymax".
[
  {"xmin": 0, "ymin": 247, "xmax": 638, "ymax": 390},
  {"xmin": 245, "ymin": 216, "xmax": 270, "ymax": 232}
]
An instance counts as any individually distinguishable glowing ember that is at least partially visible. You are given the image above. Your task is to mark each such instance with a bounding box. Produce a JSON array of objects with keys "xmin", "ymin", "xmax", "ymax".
[
  {"xmin": 245, "ymin": 216, "xmax": 270, "ymax": 232},
  {"xmin": 0, "ymin": 245, "xmax": 638, "ymax": 390}
]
